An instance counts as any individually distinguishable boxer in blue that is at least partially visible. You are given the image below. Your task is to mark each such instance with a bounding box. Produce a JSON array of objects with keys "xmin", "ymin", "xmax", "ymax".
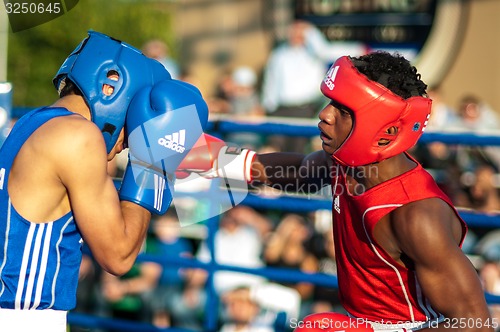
[{"xmin": 0, "ymin": 31, "xmax": 208, "ymax": 331}]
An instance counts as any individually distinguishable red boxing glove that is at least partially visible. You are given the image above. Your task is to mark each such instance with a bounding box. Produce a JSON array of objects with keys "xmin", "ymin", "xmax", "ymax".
[
  {"xmin": 175, "ymin": 133, "xmax": 225, "ymax": 179},
  {"xmin": 293, "ymin": 312, "xmax": 374, "ymax": 332},
  {"xmin": 176, "ymin": 133, "xmax": 256, "ymax": 183}
]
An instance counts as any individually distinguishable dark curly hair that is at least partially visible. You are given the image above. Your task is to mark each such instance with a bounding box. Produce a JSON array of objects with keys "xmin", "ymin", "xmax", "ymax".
[{"xmin": 350, "ymin": 51, "xmax": 428, "ymax": 99}]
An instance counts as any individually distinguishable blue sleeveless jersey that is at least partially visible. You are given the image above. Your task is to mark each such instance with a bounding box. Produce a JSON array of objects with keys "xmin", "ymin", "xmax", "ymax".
[{"xmin": 0, "ymin": 107, "xmax": 83, "ymax": 310}]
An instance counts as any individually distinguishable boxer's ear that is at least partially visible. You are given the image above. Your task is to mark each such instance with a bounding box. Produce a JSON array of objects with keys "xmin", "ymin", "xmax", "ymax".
[
  {"xmin": 102, "ymin": 70, "xmax": 120, "ymax": 96},
  {"xmin": 378, "ymin": 126, "xmax": 398, "ymax": 146}
]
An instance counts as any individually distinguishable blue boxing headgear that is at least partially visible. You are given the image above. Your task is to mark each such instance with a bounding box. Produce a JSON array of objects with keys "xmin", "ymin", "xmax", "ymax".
[{"xmin": 53, "ymin": 31, "xmax": 171, "ymax": 153}]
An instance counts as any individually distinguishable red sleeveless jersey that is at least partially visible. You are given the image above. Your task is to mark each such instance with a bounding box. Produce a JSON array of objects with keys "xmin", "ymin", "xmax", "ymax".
[{"xmin": 330, "ymin": 156, "xmax": 467, "ymax": 324}]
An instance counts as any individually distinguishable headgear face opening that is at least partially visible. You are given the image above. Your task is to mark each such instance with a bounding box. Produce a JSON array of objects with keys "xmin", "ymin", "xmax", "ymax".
[
  {"xmin": 320, "ymin": 56, "xmax": 432, "ymax": 167},
  {"xmin": 53, "ymin": 31, "xmax": 171, "ymax": 153}
]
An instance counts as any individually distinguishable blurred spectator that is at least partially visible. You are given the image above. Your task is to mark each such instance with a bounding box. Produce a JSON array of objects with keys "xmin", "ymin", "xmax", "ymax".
[
  {"xmin": 455, "ymin": 95, "xmax": 500, "ymax": 132},
  {"xmin": 261, "ymin": 20, "xmax": 366, "ymax": 153},
  {"xmin": 453, "ymin": 94, "xmax": 500, "ymax": 172},
  {"xmin": 208, "ymin": 70, "xmax": 235, "ymax": 115},
  {"xmin": 307, "ymin": 227, "xmax": 344, "ymax": 315},
  {"xmin": 99, "ymin": 260, "xmax": 161, "ymax": 330},
  {"xmin": 413, "ymin": 87, "xmax": 461, "ymax": 198},
  {"xmin": 229, "ymin": 66, "xmax": 264, "ymax": 118},
  {"xmin": 421, "ymin": 86, "xmax": 460, "ymax": 171},
  {"xmin": 263, "ymin": 214, "xmax": 318, "ymax": 315},
  {"xmin": 414, "ymin": 87, "xmax": 458, "ymax": 162},
  {"xmin": 440, "ymin": 163, "xmax": 472, "ymax": 208},
  {"xmin": 225, "ymin": 66, "xmax": 266, "ymax": 149},
  {"xmin": 146, "ymin": 211, "xmax": 200, "ymax": 328},
  {"xmin": 142, "ymin": 39, "xmax": 180, "ymax": 79},
  {"xmin": 476, "ymin": 230, "xmax": 500, "ymax": 330},
  {"xmin": 468, "ymin": 164, "xmax": 500, "ymax": 213},
  {"xmin": 178, "ymin": 69, "xmax": 205, "ymax": 93},
  {"xmin": 427, "ymin": 86, "xmax": 460, "ymax": 130},
  {"xmin": 150, "ymin": 243, "xmax": 207, "ymax": 331},
  {"xmin": 196, "ymin": 206, "xmax": 272, "ymax": 294},
  {"xmin": 479, "ymin": 260, "xmax": 500, "ymax": 332},
  {"xmin": 219, "ymin": 283, "xmax": 301, "ymax": 332},
  {"xmin": 70, "ymin": 251, "xmax": 101, "ymax": 332},
  {"xmin": 476, "ymin": 230, "xmax": 500, "ymax": 264},
  {"xmin": 166, "ymin": 273, "xmax": 207, "ymax": 331}
]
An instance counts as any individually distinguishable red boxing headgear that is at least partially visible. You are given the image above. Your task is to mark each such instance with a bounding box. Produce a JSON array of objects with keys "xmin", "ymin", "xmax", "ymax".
[{"xmin": 320, "ymin": 56, "xmax": 432, "ymax": 167}]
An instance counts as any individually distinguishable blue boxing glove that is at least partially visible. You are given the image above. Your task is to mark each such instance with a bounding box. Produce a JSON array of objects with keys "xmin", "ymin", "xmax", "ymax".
[{"xmin": 119, "ymin": 79, "xmax": 209, "ymax": 214}]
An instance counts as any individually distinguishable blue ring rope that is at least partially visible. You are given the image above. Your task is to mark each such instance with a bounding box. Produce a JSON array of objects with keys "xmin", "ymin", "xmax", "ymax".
[
  {"xmin": 12, "ymin": 108, "xmax": 500, "ymax": 144},
  {"xmin": 205, "ymin": 117, "xmax": 500, "ymax": 145},
  {"xmin": 10, "ymin": 109, "xmax": 499, "ymax": 329}
]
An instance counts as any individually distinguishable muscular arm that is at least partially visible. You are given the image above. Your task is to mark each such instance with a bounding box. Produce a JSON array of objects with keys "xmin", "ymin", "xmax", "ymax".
[
  {"xmin": 57, "ymin": 119, "xmax": 151, "ymax": 275},
  {"xmin": 252, "ymin": 150, "xmax": 333, "ymax": 193},
  {"xmin": 392, "ymin": 199, "xmax": 492, "ymax": 331}
]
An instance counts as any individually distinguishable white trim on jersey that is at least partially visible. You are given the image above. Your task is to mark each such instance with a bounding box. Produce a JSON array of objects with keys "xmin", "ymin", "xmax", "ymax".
[
  {"xmin": 15, "ymin": 222, "xmax": 36, "ymax": 309},
  {"xmin": 414, "ymin": 276, "xmax": 440, "ymax": 320},
  {"xmin": 13, "ymin": 222, "xmax": 56, "ymax": 309},
  {"xmin": 50, "ymin": 216, "xmax": 73, "ymax": 309},
  {"xmin": 361, "ymin": 204, "xmax": 415, "ymax": 321},
  {"xmin": 361, "ymin": 204, "xmax": 442, "ymax": 322},
  {"xmin": 0, "ymin": 198, "xmax": 76, "ymax": 310},
  {"xmin": 32, "ymin": 222, "xmax": 53, "ymax": 309},
  {"xmin": 0, "ymin": 198, "xmax": 12, "ymax": 300},
  {"xmin": 23, "ymin": 223, "xmax": 45, "ymax": 309}
]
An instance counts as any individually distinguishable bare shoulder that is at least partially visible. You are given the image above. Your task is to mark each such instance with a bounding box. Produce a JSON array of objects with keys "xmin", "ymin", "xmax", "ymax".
[
  {"xmin": 394, "ymin": 198, "xmax": 453, "ymax": 227},
  {"xmin": 34, "ymin": 114, "xmax": 106, "ymax": 161},
  {"xmin": 9, "ymin": 113, "xmax": 108, "ymax": 221},
  {"xmin": 391, "ymin": 198, "xmax": 464, "ymax": 259}
]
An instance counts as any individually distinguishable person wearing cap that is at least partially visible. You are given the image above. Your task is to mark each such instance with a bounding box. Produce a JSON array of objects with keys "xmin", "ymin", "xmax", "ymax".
[{"xmin": 250, "ymin": 52, "xmax": 492, "ymax": 331}]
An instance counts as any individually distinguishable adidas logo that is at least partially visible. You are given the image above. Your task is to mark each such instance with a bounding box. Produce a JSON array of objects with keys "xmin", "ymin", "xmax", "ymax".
[
  {"xmin": 158, "ymin": 129, "xmax": 186, "ymax": 153},
  {"xmin": 334, "ymin": 195, "xmax": 340, "ymax": 214}
]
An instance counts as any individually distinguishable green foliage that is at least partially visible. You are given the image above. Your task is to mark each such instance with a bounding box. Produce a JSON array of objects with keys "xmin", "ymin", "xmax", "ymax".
[{"xmin": 7, "ymin": 0, "xmax": 176, "ymax": 107}]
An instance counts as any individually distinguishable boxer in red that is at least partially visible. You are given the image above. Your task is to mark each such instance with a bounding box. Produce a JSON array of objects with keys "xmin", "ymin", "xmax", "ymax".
[{"xmin": 249, "ymin": 52, "xmax": 492, "ymax": 331}]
